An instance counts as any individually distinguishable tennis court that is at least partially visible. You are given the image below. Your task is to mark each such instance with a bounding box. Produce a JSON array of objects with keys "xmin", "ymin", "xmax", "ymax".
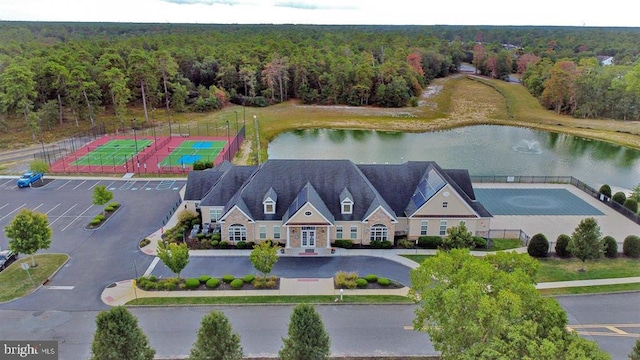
[
  {"xmin": 474, "ymin": 188, "xmax": 605, "ymax": 216},
  {"xmin": 72, "ymin": 139, "xmax": 152, "ymax": 166},
  {"xmin": 159, "ymin": 140, "xmax": 226, "ymax": 166}
]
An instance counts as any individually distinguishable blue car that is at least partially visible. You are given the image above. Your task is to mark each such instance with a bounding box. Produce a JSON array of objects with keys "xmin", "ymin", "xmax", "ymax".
[{"xmin": 17, "ymin": 172, "xmax": 43, "ymax": 188}]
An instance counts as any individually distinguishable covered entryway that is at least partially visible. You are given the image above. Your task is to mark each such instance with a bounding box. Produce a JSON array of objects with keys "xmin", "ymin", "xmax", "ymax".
[{"xmin": 301, "ymin": 226, "xmax": 316, "ymax": 247}]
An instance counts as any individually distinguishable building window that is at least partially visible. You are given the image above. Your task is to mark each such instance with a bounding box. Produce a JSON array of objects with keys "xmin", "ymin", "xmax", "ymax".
[
  {"xmin": 336, "ymin": 226, "xmax": 343, "ymax": 239},
  {"xmin": 264, "ymin": 200, "xmax": 275, "ymax": 214},
  {"xmin": 259, "ymin": 225, "xmax": 267, "ymax": 239},
  {"xmin": 420, "ymin": 220, "xmax": 428, "ymax": 236},
  {"xmin": 341, "ymin": 200, "xmax": 353, "ymax": 214},
  {"xmin": 228, "ymin": 224, "xmax": 247, "ymax": 242},
  {"xmin": 369, "ymin": 224, "xmax": 388, "ymax": 241},
  {"xmin": 442, "ymin": 202, "xmax": 448, "ymax": 208},
  {"xmin": 209, "ymin": 208, "xmax": 222, "ymax": 222},
  {"xmin": 304, "ymin": 211, "xmax": 312, "ymax": 217},
  {"xmin": 350, "ymin": 225, "xmax": 358, "ymax": 239},
  {"xmin": 273, "ymin": 225, "xmax": 281, "ymax": 239},
  {"xmin": 439, "ymin": 220, "xmax": 447, "ymax": 236}
]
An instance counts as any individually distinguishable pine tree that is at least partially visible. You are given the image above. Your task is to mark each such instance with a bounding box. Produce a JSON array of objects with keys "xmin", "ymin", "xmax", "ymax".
[
  {"xmin": 189, "ymin": 310, "xmax": 243, "ymax": 360},
  {"xmin": 279, "ymin": 304, "xmax": 331, "ymax": 360},
  {"xmin": 90, "ymin": 306, "xmax": 155, "ymax": 360},
  {"xmin": 567, "ymin": 217, "xmax": 603, "ymax": 271},
  {"xmin": 630, "ymin": 339, "xmax": 640, "ymax": 360}
]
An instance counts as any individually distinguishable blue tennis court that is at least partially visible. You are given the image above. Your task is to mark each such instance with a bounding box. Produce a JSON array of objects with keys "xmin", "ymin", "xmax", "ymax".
[{"xmin": 475, "ymin": 188, "xmax": 604, "ymax": 216}]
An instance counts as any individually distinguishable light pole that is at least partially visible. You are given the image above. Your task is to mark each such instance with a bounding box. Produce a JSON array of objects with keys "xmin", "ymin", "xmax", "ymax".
[
  {"xmin": 131, "ymin": 119, "xmax": 139, "ymax": 153},
  {"xmin": 254, "ymin": 115, "xmax": 260, "ymax": 165},
  {"xmin": 226, "ymin": 120, "xmax": 230, "ymax": 162},
  {"xmin": 38, "ymin": 118, "xmax": 47, "ymax": 164}
]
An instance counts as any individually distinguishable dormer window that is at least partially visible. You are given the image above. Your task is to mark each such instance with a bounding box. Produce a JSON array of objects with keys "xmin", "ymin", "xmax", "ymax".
[
  {"xmin": 263, "ymin": 187, "xmax": 277, "ymax": 215},
  {"xmin": 342, "ymin": 199, "xmax": 353, "ymax": 214},
  {"xmin": 264, "ymin": 200, "xmax": 275, "ymax": 214},
  {"xmin": 340, "ymin": 188, "xmax": 354, "ymax": 215}
]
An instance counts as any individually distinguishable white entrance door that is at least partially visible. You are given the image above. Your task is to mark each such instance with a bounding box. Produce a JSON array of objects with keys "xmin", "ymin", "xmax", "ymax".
[{"xmin": 301, "ymin": 226, "xmax": 316, "ymax": 247}]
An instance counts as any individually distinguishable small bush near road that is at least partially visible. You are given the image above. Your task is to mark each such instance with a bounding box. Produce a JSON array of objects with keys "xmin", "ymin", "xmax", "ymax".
[
  {"xmin": 356, "ymin": 278, "xmax": 368, "ymax": 288},
  {"xmin": 243, "ymin": 274, "xmax": 255, "ymax": 283},
  {"xmin": 205, "ymin": 278, "xmax": 220, "ymax": 288},
  {"xmin": 473, "ymin": 236, "xmax": 487, "ymax": 248},
  {"xmin": 364, "ymin": 274, "xmax": 378, "ymax": 282},
  {"xmin": 417, "ymin": 236, "xmax": 443, "ymax": 249},
  {"xmin": 397, "ymin": 239, "xmax": 414, "ymax": 249},
  {"xmin": 623, "ymin": 235, "xmax": 640, "ymax": 258},
  {"xmin": 185, "ymin": 278, "xmax": 200, "ymax": 290},
  {"xmin": 222, "ymin": 274, "xmax": 235, "ymax": 283},
  {"xmin": 602, "ymin": 236, "xmax": 618, "ymax": 258},
  {"xmin": 333, "ymin": 239, "xmax": 353, "ymax": 248},
  {"xmin": 527, "ymin": 233, "xmax": 549, "ymax": 258},
  {"xmin": 624, "ymin": 198, "xmax": 638, "ymax": 213},
  {"xmin": 139, "ymin": 238, "xmax": 151, "ymax": 248},
  {"xmin": 555, "ymin": 234, "xmax": 572, "ymax": 258},
  {"xmin": 377, "ymin": 278, "xmax": 391, "ymax": 286},
  {"xmin": 334, "ymin": 271, "xmax": 358, "ymax": 289},
  {"xmin": 198, "ymin": 275, "xmax": 212, "ymax": 283},
  {"xmin": 230, "ymin": 279, "xmax": 244, "ymax": 289}
]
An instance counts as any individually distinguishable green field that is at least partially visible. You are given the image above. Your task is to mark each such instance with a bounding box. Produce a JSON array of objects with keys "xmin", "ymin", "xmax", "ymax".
[{"xmin": 73, "ymin": 139, "xmax": 152, "ymax": 166}]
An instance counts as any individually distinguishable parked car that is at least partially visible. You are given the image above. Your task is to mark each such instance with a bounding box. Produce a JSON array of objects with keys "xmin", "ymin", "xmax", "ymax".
[
  {"xmin": 17, "ymin": 172, "xmax": 43, "ymax": 188},
  {"xmin": 0, "ymin": 250, "xmax": 17, "ymax": 271}
]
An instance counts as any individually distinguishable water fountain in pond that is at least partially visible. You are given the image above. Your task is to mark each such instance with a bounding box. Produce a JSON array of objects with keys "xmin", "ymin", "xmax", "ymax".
[{"xmin": 512, "ymin": 140, "xmax": 543, "ymax": 155}]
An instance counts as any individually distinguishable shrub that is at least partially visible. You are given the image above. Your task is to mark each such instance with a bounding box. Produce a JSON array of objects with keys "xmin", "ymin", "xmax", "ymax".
[
  {"xmin": 527, "ymin": 233, "xmax": 549, "ymax": 258},
  {"xmin": 370, "ymin": 240, "xmax": 383, "ymax": 249},
  {"xmin": 623, "ymin": 235, "xmax": 640, "ymax": 258},
  {"xmin": 397, "ymin": 239, "xmax": 414, "ymax": 249},
  {"xmin": 612, "ymin": 192, "xmax": 627, "ymax": 205},
  {"xmin": 89, "ymin": 218, "xmax": 101, "ymax": 226},
  {"xmin": 108, "ymin": 202, "xmax": 120, "ymax": 208},
  {"xmin": 381, "ymin": 240, "xmax": 393, "ymax": 248},
  {"xmin": 162, "ymin": 278, "xmax": 179, "ymax": 291},
  {"xmin": 333, "ymin": 239, "xmax": 353, "ymax": 248},
  {"xmin": 211, "ymin": 240, "xmax": 219, "ymax": 247},
  {"xmin": 222, "ymin": 274, "xmax": 235, "ymax": 283},
  {"xmin": 139, "ymin": 238, "xmax": 151, "ymax": 247},
  {"xmin": 205, "ymin": 278, "xmax": 220, "ymax": 288},
  {"xmin": 417, "ymin": 236, "xmax": 443, "ymax": 249},
  {"xmin": 94, "ymin": 214, "xmax": 105, "ymax": 221},
  {"xmin": 265, "ymin": 276, "xmax": 277, "ymax": 288},
  {"xmin": 198, "ymin": 275, "xmax": 212, "ymax": 283},
  {"xmin": 236, "ymin": 241, "xmax": 247, "ymax": 249},
  {"xmin": 243, "ymin": 274, "xmax": 255, "ymax": 283},
  {"xmin": 104, "ymin": 206, "xmax": 114, "ymax": 212},
  {"xmin": 196, "ymin": 233, "xmax": 205, "ymax": 239},
  {"xmin": 219, "ymin": 241, "xmax": 229, "ymax": 249},
  {"xmin": 356, "ymin": 278, "xmax": 368, "ymax": 288},
  {"xmin": 334, "ymin": 271, "xmax": 358, "ymax": 289},
  {"xmin": 364, "ymin": 274, "xmax": 378, "ymax": 282},
  {"xmin": 377, "ymin": 278, "xmax": 391, "ymax": 286},
  {"xmin": 230, "ymin": 278, "xmax": 244, "ymax": 289},
  {"xmin": 555, "ymin": 234, "xmax": 572, "ymax": 258},
  {"xmin": 212, "ymin": 233, "xmax": 221, "ymax": 241},
  {"xmin": 602, "ymin": 236, "xmax": 618, "ymax": 258},
  {"xmin": 192, "ymin": 160, "xmax": 205, "ymax": 170},
  {"xmin": 185, "ymin": 278, "xmax": 200, "ymax": 290},
  {"xmin": 598, "ymin": 184, "xmax": 612, "ymax": 198},
  {"xmin": 623, "ymin": 198, "xmax": 638, "ymax": 213},
  {"xmin": 473, "ymin": 236, "xmax": 487, "ymax": 248}
]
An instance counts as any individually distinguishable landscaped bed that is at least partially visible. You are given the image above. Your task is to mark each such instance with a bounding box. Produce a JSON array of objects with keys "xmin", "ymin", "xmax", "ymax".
[{"xmin": 136, "ymin": 274, "xmax": 279, "ymax": 291}]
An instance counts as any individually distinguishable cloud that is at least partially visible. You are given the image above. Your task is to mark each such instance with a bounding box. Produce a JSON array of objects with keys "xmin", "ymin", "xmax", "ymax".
[
  {"xmin": 275, "ymin": 1, "xmax": 357, "ymax": 10},
  {"xmin": 160, "ymin": 0, "xmax": 241, "ymax": 5}
]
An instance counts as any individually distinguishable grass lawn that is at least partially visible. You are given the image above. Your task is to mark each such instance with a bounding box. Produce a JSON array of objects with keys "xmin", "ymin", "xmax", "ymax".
[
  {"xmin": 0, "ymin": 254, "xmax": 69, "ymax": 303},
  {"xmin": 482, "ymin": 238, "xmax": 523, "ymax": 251},
  {"xmin": 535, "ymin": 257, "xmax": 640, "ymax": 283},
  {"xmin": 127, "ymin": 294, "xmax": 414, "ymax": 306},
  {"xmin": 539, "ymin": 283, "xmax": 640, "ymax": 296}
]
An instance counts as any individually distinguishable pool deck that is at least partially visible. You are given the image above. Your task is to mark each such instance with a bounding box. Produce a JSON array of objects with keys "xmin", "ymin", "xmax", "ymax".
[{"xmin": 473, "ymin": 183, "xmax": 640, "ymax": 244}]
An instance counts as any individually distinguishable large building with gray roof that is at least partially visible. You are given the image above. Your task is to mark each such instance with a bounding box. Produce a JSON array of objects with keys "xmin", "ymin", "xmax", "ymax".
[{"xmin": 183, "ymin": 159, "xmax": 492, "ymax": 255}]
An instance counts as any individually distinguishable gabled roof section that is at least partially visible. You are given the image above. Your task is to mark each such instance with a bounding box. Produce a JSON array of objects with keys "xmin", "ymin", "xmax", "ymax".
[
  {"xmin": 340, "ymin": 188, "xmax": 353, "ymax": 203},
  {"xmin": 263, "ymin": 187, "xmax": 278, "ymax": 203},
  {"xmin": 184, "ymin": 169, "xmax": 224, "ymax": 201},
  {"xmin": 220, "ymin": 190, "xmax": 254, "ymax": 222},
  {"xmin": 282, "ymin": 182, "xmax": 334, "ymax": 224},
  {"xmin": 405, "ymin": 165, "xmax": 447, "ymax": 216},
  {"xmin": 199, "ymin": 165, "xmax": 258, "ymax": 206}
]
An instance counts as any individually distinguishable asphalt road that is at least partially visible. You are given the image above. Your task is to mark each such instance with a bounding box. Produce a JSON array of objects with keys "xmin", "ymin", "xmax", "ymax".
[{"xmin": 1, "ymin": 177, "xmax": 639, "ymax": 359}]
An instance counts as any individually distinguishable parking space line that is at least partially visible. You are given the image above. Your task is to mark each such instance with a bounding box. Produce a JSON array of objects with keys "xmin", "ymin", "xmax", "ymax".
[
  {"xmin": 73, "ymin": 180, "xmax": 87, "ymax": 190},
  {"xmin": 0, "ymin": 204, "xmax": 26, "ymax": 221},
  {"xmin": 143, "ymin": 257, "xmax": 160, "ymax": 276},
  {"xmin": 119, "ymin": 181, "xmax": 135, "ymax": 190},
  {"xmin": 0, "ymin": 203, "xmax": 9, "ymax": 211},
  {"xmin": 105, "ymin": 180, "xmax": 116, "ymax": 190},
  {"xmin": 32, "ymin": 203, "xmax": 44, "ymax": 211},
  {"xmin": 61, "ymin": 204, "xmax": 93, "ymax": 231},
  {"xmin": 49, "ymin": 204, "xmax": 78, "ymax": 225},
  {"xmin": 56, "ymin": 180, "xmax": 72, "ymax": 190},
  {"xmin": 0, "ymin": 179, "xmax": 13, "ymax": 187},
  {"xmin": 137, "ymin": 180, "xmax": 150, "ymax": 190},
  {"xmin": 44, "ymin": 286, "xmax": 75, "ymax": 290},
  {"xmin": 45, "ymin": 204, "xmax": 61, "ymax": 215},
  {"xmin": 88, "ymin": 180, "xmax": 102, "ymax": 190},
  {"xmin": 157, "ymin": 180, "xmax": 175, "ymax": 190}
]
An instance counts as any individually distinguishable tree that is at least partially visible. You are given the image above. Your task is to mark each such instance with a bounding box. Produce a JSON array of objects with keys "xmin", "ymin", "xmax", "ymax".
[
  {"xmin": 29, "ymin": 159, "xmax": 49, "ymax": 183},
  {"xmin": 440, "ymin": 222, "xmax": 474, "ymax": 251},
  {"xmin": 567, "ymin": 217, "xmax": 603, "ymax": 271},
  {"xmin": 556, "ymin": 234, "xmax": 572, "ymax": 257},
  {"xmin": 92, "ymin": 185, "xmax": 114, "ymax": 216},
  {"xmin": 598, "ymin": 184, "xmax": 612, "ymax": 198},
  {"xmin": 90, "ymin": 306, "xmax": 155, "ymax": 360},
  {"xmin": 409, "ymin": 249, "xmax": 609, "ymax": 360},
  {"xmin": 156, "ymin": 241, "xmax": 189, "ymax": 279},
  {"xmin": 630, "ymin": 338, "xmax": 640, "ymax": 360},
  {"xmin": 631, "ymin": 183, "xmax": 640, "ymax": 202},
  {"xmin": 527, "ymin": 233, "xmax": 549, "ymax": 258},
  {"xmin": 279, "ymin": 304, "xmax": 331, "ymax": 360},
  {"xmin": 4, "ymin": 209, "xmax": 52, "ymax": 267},
  {"xmin": 189, "ymin": 310, "xmax": 243, "ymax": 360},
  {"xmin": 623, "ymin": 198, "xmax": 638, "ymax": 213},
  {"xmin": 249, "ymin": 240, "xmax": 279, "ymax": 283}
]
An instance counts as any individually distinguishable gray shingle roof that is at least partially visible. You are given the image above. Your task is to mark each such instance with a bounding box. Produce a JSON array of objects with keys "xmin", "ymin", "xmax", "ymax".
[
  {"xmin": 199, "ymin": 165, "xmax": 258, "ymax": 206},
  {"xmin": 282, "ymin": 182, "xmax": 335, "ymax": 224},
  {"xmin": 184, "ymin": 169, "xmax": 224, "ymax": 201}
]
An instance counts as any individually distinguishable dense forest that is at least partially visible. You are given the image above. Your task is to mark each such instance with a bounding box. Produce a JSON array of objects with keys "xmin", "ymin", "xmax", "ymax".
[{"xmin": 1, "ymin": 22, "xmax": 640, "ymax": 138}]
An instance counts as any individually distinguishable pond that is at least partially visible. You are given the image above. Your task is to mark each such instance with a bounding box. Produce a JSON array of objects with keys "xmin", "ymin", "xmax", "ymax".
[{"xmin": 267, "ymin": 125, "xmax": 640, "ymax": 189}]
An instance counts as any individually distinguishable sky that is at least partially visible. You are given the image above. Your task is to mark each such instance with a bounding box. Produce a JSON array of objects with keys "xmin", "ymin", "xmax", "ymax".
[{"xmin": 0, "ymin": 0, "xmax": 638, "ymax": 27}]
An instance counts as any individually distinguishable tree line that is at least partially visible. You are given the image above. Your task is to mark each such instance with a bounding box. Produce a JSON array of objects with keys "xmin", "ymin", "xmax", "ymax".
[{"xmin": 1, "ymin": 22, "xmax": 640, "ymax": 138}]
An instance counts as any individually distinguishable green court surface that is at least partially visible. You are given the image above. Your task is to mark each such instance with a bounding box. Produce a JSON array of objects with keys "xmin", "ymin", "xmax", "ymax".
[
  {"xmin": 160, "ymin": 140, "xmax": 226, "ymax": 166},
  {"xmin": 73, "ymin": 139, "xmax": 153, "ymax": 166}
]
